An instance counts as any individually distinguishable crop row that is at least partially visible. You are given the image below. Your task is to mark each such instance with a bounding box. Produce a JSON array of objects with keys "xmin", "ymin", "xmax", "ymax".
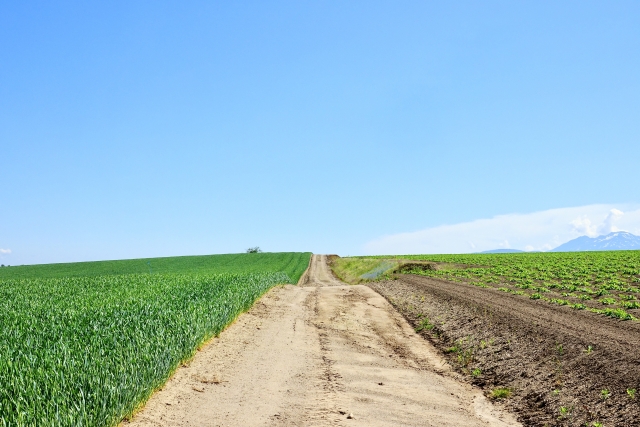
[{"xmin": 375, "ymin": 251, "xmax": 640, "ymax": 320}]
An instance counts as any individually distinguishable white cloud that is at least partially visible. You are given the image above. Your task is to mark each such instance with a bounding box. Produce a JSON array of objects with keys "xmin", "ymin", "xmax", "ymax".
[
  {"xmin": 498, "ymin": 240, "xmax": 510, "ymax": 249},
  {"xmin": 597, "ymin": 208, "xmax": 624, "ymax": 235},
  {"xmin": 363, "ymin": 204, "xmax": 640, "ymax": 255},
  {"xmin": 0, "ymin": 249, "xmax": 11, "ymax": 254},
  {"xmin": 570, "ymin": 215, "xmax": 597, "ymax": 237}
]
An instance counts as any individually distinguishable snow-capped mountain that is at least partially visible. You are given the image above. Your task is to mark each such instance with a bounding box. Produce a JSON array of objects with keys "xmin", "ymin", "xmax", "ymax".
[{"xmin": 551, "ymin": 232, "xmax": 640, "ymax": 252}]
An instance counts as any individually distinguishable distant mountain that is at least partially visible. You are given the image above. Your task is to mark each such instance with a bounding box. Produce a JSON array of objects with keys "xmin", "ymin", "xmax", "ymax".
[
  {"xmin": 479, "ymin": 249, "xmax": 525, "ymax": 254},
  {"xmin": 552, "ymin": 232, "xmax": 640, "ymax": 252}
]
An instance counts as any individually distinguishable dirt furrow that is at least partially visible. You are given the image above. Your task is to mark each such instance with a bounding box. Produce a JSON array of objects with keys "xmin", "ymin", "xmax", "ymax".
[{"xmin": 369, "ymin": 275, "xmax": 640, "ymax": 426}]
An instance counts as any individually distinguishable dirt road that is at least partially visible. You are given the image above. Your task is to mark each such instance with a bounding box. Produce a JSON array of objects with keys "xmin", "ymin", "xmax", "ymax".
[{"xmin": 125, "ymin": 255, "xmax": 520, "ymax": 427}]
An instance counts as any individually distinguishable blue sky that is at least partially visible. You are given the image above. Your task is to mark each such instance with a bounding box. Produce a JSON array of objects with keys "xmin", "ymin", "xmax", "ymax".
[{"xmin": 2, "ymin": 1, "xmax": 640, "ymax": 264}]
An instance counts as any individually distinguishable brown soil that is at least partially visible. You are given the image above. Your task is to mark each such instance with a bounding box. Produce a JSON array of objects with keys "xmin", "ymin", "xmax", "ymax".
[
  {"xmin": 123, "ymin": 255, "xmax": 520, "ymax": 426},
  {"xmin": 368, "ymin": 274, "xmax": 640, "ymax": 426}
]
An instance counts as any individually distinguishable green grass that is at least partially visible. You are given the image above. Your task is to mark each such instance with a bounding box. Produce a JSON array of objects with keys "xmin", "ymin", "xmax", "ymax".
[
  {"xmin": 329, "ymin": 256, "xmax": 399, "ymax": 284},
  {"xmin": 490, "ymin": 387, "xmax": 512, "ymax": 399},
  {"xmin": 0, "ymin": 252, "xmax": 310, "ymax": 426}
]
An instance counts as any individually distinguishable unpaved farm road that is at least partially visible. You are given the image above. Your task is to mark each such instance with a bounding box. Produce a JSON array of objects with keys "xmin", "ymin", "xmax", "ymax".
[{"xmin": 125, "ymin": 255, "xmax": 520, "ymax": 427}]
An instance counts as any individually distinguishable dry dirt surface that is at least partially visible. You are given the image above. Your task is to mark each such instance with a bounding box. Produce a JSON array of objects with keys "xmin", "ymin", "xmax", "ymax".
[
  {"xmin": 124, "ymin": 255, "xmax": 520, "ymax": 427},
  {"xmin": 369, "ymin": 275, "xmax": 640, "ymax": 426}
]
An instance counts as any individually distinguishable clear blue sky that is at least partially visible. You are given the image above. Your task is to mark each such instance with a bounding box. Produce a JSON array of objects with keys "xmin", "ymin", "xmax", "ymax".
[{"xmin": 2, "ymin": 1, "xmax": 639, "ymax": 264}]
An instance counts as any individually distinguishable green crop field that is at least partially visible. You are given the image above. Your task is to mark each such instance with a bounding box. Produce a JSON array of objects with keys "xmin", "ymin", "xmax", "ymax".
[
  {"xmin": 0, "ymin": 252, "xmax": 310, "ymax": 283},
  {"xmin": 369, "ymin": 251, "xmax": 640, "ymax": 320},
  {"xmin": 0, "ymin": 252, "xmax": 311, "ymax": 427}
]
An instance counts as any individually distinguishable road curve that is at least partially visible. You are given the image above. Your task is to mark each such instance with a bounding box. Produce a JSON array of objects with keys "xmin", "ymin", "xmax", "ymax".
[{"xmin": 124, "ymin": 255, "xmax": 520, "ymax": 427}]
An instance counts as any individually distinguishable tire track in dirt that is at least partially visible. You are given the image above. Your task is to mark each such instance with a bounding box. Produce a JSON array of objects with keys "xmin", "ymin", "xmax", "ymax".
[{"xmin": 124, "ymin": 255, "xmax": 520, "ymax": 426}]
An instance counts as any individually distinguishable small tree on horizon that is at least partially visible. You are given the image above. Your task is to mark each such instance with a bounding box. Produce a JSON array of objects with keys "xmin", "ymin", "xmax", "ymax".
[{"xmin": 246, "ymin": 247, "xmax": 262, "ymax": 253}]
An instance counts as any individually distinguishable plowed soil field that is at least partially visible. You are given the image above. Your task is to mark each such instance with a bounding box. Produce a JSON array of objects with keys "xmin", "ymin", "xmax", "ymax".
[{"xmin": 369, "ymin": 274, "xmax": 640, "ymax": 426}]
